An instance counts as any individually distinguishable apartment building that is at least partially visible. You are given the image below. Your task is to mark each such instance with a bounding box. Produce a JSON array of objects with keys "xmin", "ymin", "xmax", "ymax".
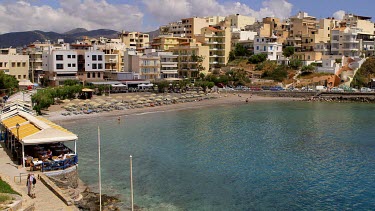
[
  {"xmin": 254, "ymin": 36, "xmax": 282, "ymax": 61},
  {"xmin": 342, "ymin": 14, "xmax": 374, "ymax": 34},
  {"xmin": 148, "ymin": 50, "xmax": 179, "ymax": 79},
  {"xmin": 118, "ymin": 31, "xmax": 149, "ymax": 52},
  {"xmin": 0, "ymin": 48, "xmax": 29, "ymax": 81},
  {"xmin": 42, "ymin": 48, "xmax": 78, "ymax": 86},
  {"xmin": 123, "ymin": 50, "xmax": 160, "ymax": 80},
  {"xmin": 331, "ymin": 27, "xmax": 361, "ymax": 57},
  {"xmin": 93, "ymin": 37, "xmax": 127, "ymax": 73},
  {"xmin": 170, "ymin": 41, "xmax": 209, "ymax": 78},
  {"xmin": 77, "ymin": 51, "xmax": 105, "ymax": 83},
  {"xmin": 23, "ymin": 41, "xmax": 53, "ymax": 83},
  {"xmin": 150, "ymin": 34, "xmax": 190, "ymax": 51},
  {"xmin": 196, "ymin": 25, "xmax": 232, "ymax": 70},
  {"xmin": 160, "ymin": 17, "xmax": 210, "ymax": 38},
  {"xmin": 231, "ymin": 29, "xmax": 257, "ymax": 49},
  {"xmin": 226, "ymin": 14, "xmax": 256, "ymax": 30}
]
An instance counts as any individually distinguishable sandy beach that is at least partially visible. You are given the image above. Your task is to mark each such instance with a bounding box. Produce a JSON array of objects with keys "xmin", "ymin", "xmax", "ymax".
[{"xmin": 43, "ymin": 92, "xmax": 301, "ymax": 124}]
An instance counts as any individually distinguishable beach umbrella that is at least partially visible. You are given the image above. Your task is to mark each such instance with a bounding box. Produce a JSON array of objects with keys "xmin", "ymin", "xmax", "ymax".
[
  {"xmin": 146, "ymin": 100, "xmax": 152, "ymax": 103},
  {"xmin": 62, "ymin": 99, "xmax": 71, "ymax": 103},
  {"xmin": 66, "ymin": 103, "xmax": 75, "ymax": 107},
  {"xmin": 148, "ymin": 96, "xmax": 155, "ymax": 100},
  {"xmin": 164, "ymin": 98, "xmax": 171, "ymax": 101},
  {"xmin": 143, "ymin": 94, "xmax": 150, "ymax": 97},
  {"xmin": 130, "ymin": 98, "xmax": 137, "ymax": 102},
  {"xmin": 111, "ymin": 99, "xmax": 118, "ymax": 102},
  {"xmin": 151, "ymin": 93, "xmax": 156, "ymax": 96},
  {"xmin": 180, "ymin": 96, "xmax": 187, "ymax": 99},
  {"xmin": 136, "ymin": 100, "xmax": 143, "ymax": 104},
  {"xmin": 134, "ymin": 95, "xmax": 140, "ymax": 98},
  {"xmin": 156, "ymin": 98, "xmax": 162, "ymax": 102},
  {"xmin": 139, "ymin": 97, "xmax": 147, "ymax": 101},
  {"xmin": 172, "ymin": 97, "xmax": 179, "ymax": 100}
]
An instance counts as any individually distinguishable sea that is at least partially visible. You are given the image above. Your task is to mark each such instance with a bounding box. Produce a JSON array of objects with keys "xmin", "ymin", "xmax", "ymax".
[{"xmin": 63, "ymin": 101, "xmax": 375, "ymax": 210}]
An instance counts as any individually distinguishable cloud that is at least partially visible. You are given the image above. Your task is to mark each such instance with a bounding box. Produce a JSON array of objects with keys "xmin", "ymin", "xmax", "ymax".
[
  {"xmin": 0, "ymin": 0, "xmax": 144, "ymax": 34},
  {"xmin": 333, "ymin": 10, "xmax": 345, "ymax": 20},
  {"xmin": 142, "ymin": 0, "xmax": 293, "ymax": 25}
]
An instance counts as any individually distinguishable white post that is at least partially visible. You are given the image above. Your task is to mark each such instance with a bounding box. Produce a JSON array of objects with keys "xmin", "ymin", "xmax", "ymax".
[
  {"xmin": 22, "ymin": 143, "xmax": 25, "ymax": 168},
  {"xmin": 98, "ymin": 127, "xmax": 102, "ymax": 211},
  {"xmin": 74, "ymin": 140, "xmax": 77, "ymax": 155},
  {"xmin": 130, "ymin": 155, "xmax": 134, "ymax": 211}
]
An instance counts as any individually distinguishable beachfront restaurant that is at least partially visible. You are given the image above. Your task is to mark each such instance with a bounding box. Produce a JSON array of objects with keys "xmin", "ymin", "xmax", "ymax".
[{"xmin": 1, "ymin": 104, "xmax": 78, "ymax": 172}]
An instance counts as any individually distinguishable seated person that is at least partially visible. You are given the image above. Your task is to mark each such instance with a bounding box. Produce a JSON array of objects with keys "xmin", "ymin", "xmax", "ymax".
[
  {"xmin": 46, "ymin": 149, "xmax": 53, "ymax": 159},
  {"xmin": 58, "ymin": 153, "xmax": 67, "ymax": 160}
]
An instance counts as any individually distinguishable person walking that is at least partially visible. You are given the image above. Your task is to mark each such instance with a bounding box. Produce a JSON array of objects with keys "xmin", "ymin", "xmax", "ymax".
[
  {"xmin": 26, "ymin": 173, "xmax": 31, "ymax": 196},
  {"xmin": 26, "ymin": 173, "xmax": 36, "ymax": 198}
]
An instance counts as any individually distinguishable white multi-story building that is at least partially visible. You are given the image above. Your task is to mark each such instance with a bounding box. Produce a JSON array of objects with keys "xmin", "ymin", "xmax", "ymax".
[
  {"xmin": 78, "ymin": 51, "xmax": 105, "ymax": 83},
  {"xmin": 42, "ymin": 48, "xmax": 78, "ymax": 86},
  {"xmin": 254, "ymin": 36, "xmax": 282, "ymax": 60}
]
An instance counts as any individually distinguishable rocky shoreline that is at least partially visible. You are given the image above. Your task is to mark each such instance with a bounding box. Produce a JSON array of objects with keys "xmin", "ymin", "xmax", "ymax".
[{"xmin": 304, "ymin": 96, "xmax": 375, "ymax": 103}]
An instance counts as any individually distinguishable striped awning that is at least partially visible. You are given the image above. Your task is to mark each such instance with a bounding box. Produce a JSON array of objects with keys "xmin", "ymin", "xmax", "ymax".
[
  {"xmin": 10, "ymin": 123, "xmax": 41, "ymax": 140},
  {"xmin": 1, "ymin": 115, "xmax": 28, "ymax": 129}
]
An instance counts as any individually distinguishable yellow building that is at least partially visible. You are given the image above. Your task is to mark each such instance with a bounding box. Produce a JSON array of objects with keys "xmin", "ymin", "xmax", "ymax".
[
  {"xmin": 0, "ymin": 48, "xmax": 29, "ymax": 81},
  {"xmin": 342, "ymin": 14, "xmax": 374, "ymax": 34},
  {"xmin": 226, "ymin": 14, "xmax": 256, "ymax": 30},
  {"xmin": 150, "ymin": 34, "xmax": 190, "ymax": 51},
  {"xmin": 170, "ymin": 41, "xmax": 209, "ymax": 78},
  {"xmin": 118, "ymin": 31, "xmax": 150, "ymax": 52},
  {"xmin": 196, "ymin": 25, "xmax": 232, "ymax": 70},
  {"xmin": 160, "ymin": 17, "xmax": 210, "ymax": 38}
]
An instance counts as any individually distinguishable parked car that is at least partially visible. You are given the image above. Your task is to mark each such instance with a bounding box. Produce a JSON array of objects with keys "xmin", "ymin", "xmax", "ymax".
[
  {"xmin": 330, "ymin": 87, "xmax": 344, "ymax": 92},
  {"xmin": 360, "ymin": 87, "xmax": 373, "ymax": 92},
  {"xmin": 316, "ymin": 85, "xmax": 327, "ymax": 91},
  {"xmin": 249, "ymin": 87, "xmax": 262, "ymax": 91}
]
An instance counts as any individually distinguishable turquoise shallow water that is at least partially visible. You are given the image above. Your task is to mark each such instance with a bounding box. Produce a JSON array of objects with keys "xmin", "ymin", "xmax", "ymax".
[{"xmin": 64, "ymin": 101, "xmax": 375, "ymax": 210}]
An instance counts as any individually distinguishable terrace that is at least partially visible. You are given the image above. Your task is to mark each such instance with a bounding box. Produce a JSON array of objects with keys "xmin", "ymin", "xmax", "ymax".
[{"xmin": 0, "ymin": 101, "xmax": 78, "ymax": 172}]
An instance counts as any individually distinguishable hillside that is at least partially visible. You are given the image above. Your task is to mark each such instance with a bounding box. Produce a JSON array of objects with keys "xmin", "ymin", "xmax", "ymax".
[{"xmin": 0, "ymin": 28, "xmax": 119, "ymax": 47}]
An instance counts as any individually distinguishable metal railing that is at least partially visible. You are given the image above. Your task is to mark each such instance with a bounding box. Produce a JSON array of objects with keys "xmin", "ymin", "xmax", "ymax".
[{"xmin": 14, "ymin": 172, "xmax": 29, "ymax": 183}]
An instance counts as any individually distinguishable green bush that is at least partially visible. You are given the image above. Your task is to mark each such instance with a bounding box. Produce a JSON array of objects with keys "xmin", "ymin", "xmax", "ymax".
[{"xmin": 248, "ymin": 54, "xmax": 267, "ymax": 64}]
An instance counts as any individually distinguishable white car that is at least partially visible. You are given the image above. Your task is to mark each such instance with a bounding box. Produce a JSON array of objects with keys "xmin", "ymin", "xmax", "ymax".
[
  {"xmin": 330, "ymin": 87, "xmax": 344, "ymax": 92},
  {"xmin": 360, "ymin": 87, "xmax": 373, "ymax": 92}
]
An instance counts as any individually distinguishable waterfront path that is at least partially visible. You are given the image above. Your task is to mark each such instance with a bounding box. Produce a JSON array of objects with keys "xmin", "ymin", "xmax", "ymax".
[{"xmin": 0, "ymin": 143, "xmax": 78, "ymax": 211}]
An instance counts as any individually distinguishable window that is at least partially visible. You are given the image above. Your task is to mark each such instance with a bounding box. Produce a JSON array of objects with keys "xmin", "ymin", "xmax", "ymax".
[
  {"xmin": 18, "ymin": 75, "xmax": 21, "ymax": 79},
  {"xmin": 68, "ymin": 55, "xmax": 71, "ymax": 59},
  {"xmin": 56, "ymin": 64, "xmax": 63, "ymax": 69},
  {"xmin": 22, "ymin": 62, "xmax": 26, "ymax": 67},
  {"xmin": 92, "ymin": 63, "xmax": 97, "ymax": 69},
  {"xmin": 56, "ymin": 55, "xmax": 63, "ymax": 60},
  {"xmin": 97, "ymin": 72, "xmax": 101, "ymax": 78},
  {"xmin": 92, "ymin": 73, "xmax": 96, "ymax": 78},
  {"xmin": 263, "ymin": 46, "xmax": 266, "ymax": 51},
  {"xmin": 72, "ymin": 55, "xmax": 76, "ymax": 59},
  {"xmin": 12, "ymin": 62, "xmax": 15, "ymax": 67},
  {"xmin": 0, "ymin": 63, "xmax": 2, "ymax": 67},
  {"xmin": 256, "ymin": 46, "xmax": 259, "ymax": 50},
  {"xmin": 17, "ymin": 62, "xmax": 21, "ymax": 67},
  {"xmin": 23, "ymin": 75, "xmax": 26, "ymax": 79},
  {"xmin": 87, "ymin": 73, "xmax": 90, "ymax": 78},
  {"xmin": 4, "ymin": 62, "xmax": 7, "ymax": 67},
  {"xmin": 98, "ymin": 64, "xmax": 103, "ymax": 69},
  {"xmin": 72, "ymin": 63, "xmax": 76, "ymax": 67},
  {"xmin": 92, "ymin": 55, "xmax": 97, "ymax": 61},
  {"xmin": 270, "ymin": 46, "xmax": 273, "ymax": 50},
  {"xmin": 68, "ymin": 63, "xmax": 71, "ymax": 67},
  {"xmin": 98, "ymin": 55, "xmax": 103, "ymax": 61}
]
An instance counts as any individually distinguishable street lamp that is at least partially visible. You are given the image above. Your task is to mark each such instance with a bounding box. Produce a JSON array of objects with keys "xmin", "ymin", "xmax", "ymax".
[{"xmin": 15, "ymin": 123, "xmax": 20, "ymax": 140}]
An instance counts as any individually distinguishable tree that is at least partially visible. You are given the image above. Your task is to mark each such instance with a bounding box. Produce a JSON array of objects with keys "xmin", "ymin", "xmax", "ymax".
[
  {"xmin": 228, "ymin": 51, "xmax": 236, "ymax": 62},
  {"xmin": 262, "ymin": 65, "xmax": 288, "ymax": 82},
  {"xmin": 301, "ymin": 65, "xmax": 316, "ymax": 73},
  {"xmin": 283, "ymin": 46, "xmax": 295, "ymax": 58},
  {"xmin": 64, "ymin": 79, "xmax": 79, "ymax": 86},
  {"xmin": 351, "ymin": 57, "xmax": 375, "ymax": 87},
  {"xmin": 335, "ymin": 58, "xmax": 342, "ymax": 64},
  {"xmin": 248, "ymin": 54, "xmax": 267, "ymax": 64},
  {"xmin": 0, "ymin": 72, "xmax": 18, "ymax": 93},
  {"xmin": 289, "ymin": 58, "xmax": 302, "ymax": 70}
]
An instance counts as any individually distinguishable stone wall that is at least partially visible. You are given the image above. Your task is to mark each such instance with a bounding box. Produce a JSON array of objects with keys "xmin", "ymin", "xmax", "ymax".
[{"xmin": 44, "ymin": 166, "xmax": 79, "ymax": 189}]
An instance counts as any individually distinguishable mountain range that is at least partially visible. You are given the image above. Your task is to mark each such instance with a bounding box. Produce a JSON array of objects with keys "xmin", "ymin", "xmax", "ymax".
[{"xmin": 0, "ymin": 28, "xmax": 159, "ymax": 48}]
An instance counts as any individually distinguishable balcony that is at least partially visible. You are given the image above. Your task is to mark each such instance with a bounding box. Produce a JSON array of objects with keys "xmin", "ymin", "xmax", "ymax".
[
  {"xmin": 343, "ymin": 39, "xmax": 359, "ymax": 43},
  {"xmin": 160, "ymin": 61, "xmax": 177, "ymax": 65},
  {"xmin": 54, "ymin": 76, "xmax": 78, "ymax": 80},
  {"xmin": 161, "ymin": 69, "xmax": 178, "ymax": 74}
]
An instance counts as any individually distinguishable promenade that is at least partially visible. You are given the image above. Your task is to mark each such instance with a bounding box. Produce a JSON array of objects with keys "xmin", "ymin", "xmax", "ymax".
[{"xmin": 0, "ymin": 143, "xmax": 78, "ymax": 211}]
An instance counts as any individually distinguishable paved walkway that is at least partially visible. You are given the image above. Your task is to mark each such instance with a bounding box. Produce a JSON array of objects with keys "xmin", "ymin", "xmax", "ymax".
[{"xmin": 0, "ymin": 143, "xmax": 78, "ymax": 211}]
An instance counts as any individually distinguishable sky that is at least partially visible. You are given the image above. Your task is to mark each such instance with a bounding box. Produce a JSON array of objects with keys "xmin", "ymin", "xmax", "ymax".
[{"xmin": 0, "ymin": 0, "xmax": 374, "ymax": 34}]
